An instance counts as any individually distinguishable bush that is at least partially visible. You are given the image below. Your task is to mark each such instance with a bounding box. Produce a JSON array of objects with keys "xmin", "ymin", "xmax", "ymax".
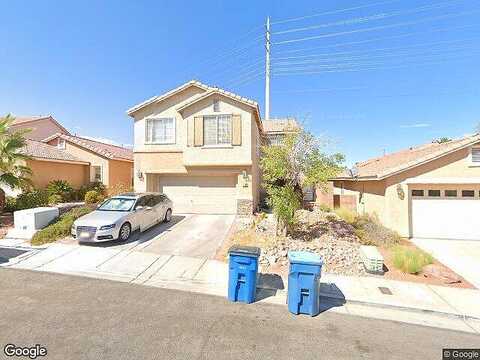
[
  {"xmin": 318, "ymin": 203, "xmax": 332, "ymax": 212},
  {"xmin": 15, "ymin": 189, "xmax": 49, "ymax": 210},
  {"xmin": 31, "ymin": 206, "xmax": 93, "ymax": 245},
  {"xmin": 85, "ymin": 181, "xmax": 106, "ymax": 195},
  {"xmin": 107, "ymin": 182, "xmax": 133, "ymax": 197},
  {"xmin": 335, "ymin": 207, "xmax": 356, "ymax": 224},
  {"xmin": 392, "ymin": 246, "xmax": 434, "ymax": 274},
  {"xmin": 48, "ymin": 194, "xmax": 63, "ymax": 205},
  {"xmin": 4, "ymin": 196, "xmax": 17, "ymax": 212},
  {"xmin": 84, "ymin": 190, "xmax": 101, "ymax": 204},
  {"xmin": 47, "ymin": 180, "xmax": 73, "ymax": 196},
  {"xmin": 353, "ymin": 214, "xmax": 401, "ymax": 247}
]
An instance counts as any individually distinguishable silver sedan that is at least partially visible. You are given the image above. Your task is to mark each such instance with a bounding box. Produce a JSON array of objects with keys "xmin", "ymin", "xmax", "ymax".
[{"xmin": 71, "ymin": 192, "xmax": 173, "ymax": 243}]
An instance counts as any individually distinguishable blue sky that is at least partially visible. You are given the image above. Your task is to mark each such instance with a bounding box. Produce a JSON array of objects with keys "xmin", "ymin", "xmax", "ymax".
[{"xmin": 1, "ymin": 0, "xmax": 479, "ymax": 165}]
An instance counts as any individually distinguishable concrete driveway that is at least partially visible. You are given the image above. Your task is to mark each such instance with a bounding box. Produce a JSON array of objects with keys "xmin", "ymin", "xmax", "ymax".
[
  {"xmin": 66, "ymin": 214, "xmax": 235, "ymax": 259},
  {"xmin": 412, "ymin": 238, "xmax": 480, "ymax": 289}
]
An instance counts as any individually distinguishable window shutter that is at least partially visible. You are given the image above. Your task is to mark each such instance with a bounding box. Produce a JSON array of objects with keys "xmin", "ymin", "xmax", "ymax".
[
  {"xmin": 194, "ymin": 116, "xmax": 204, "ymax": 146},
  {"xmin": 187, "ymin": 118, "xmax": 194, "ymax": 146},
  {"xmin": 232, "ymin": 114, "xmax": 242, "ymax": 146}
]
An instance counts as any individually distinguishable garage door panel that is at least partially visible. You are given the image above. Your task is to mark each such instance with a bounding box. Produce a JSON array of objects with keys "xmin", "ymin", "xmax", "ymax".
[
  {"xmin": 159, "ymin": 176, "xmax": 237, "ymax": 214},
  {"xmin": 412, "ymin": 198, "xmax": 480, "ymax": 240}
]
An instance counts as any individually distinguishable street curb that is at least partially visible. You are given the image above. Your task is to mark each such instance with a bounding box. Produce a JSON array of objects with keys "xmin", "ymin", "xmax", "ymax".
[{"xmin": 258, "ymin": 286, "xmax": 480, "ymax": 322}]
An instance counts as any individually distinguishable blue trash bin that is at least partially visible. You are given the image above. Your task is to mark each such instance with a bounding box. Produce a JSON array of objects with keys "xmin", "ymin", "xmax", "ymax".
[
  {"xmin": 228, "ymin": 245, "xmax": 261, "ymax": 304},
  {"xmin": 287, "ymin": 251, "xmax": 323, "ymax": 316}
]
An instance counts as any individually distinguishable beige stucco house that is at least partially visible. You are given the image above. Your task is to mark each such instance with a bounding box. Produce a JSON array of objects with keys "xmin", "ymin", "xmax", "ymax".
[
  {"xmin": 333, "ymin": 135, "xmax": 480, "ymax": 240},
  {"xmin": 44, "ymin": 134, "xmax": 133, "ymax": 188},
  {"xmin": 127, "ymin": 80, "xmax": 263, "ymax": 215}
]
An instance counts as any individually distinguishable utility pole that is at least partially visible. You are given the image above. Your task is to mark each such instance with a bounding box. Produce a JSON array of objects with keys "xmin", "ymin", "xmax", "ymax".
[{"xmin": 265, "ymin": 16, "xmax": 271, "ymax": 120}]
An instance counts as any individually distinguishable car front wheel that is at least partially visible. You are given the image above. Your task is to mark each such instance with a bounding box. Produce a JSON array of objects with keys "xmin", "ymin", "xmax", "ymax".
[
  {"xmin": 164, "ymin": 209, "xmax": 172, "ymax": 223},
  {"xmin": 118, "ymin": 223, "xmax": 131, "ymax": 242}
]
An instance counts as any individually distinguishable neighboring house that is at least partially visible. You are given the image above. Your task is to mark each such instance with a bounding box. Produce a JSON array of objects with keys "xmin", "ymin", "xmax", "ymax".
[
  {"xmin": 262, "ymin": 117, "xmax": 299, "ymax": 145},
  {"xmin": 332, "ymin": 135, "xmax": 480, "ymax": 240},
  {"xmin": 44, "ymin": 134, "xmax": 134, "ymax": 188},
  {"xmin": 18, "ymin": 139, "xmax": 90, "ymax": 191},
  {"xmin": 126, "ymin": 80, "xmax": 262, "ymax": 215},
  {"xmin": 11, "ymin": 115, "xmax": 70, "ymax": 141}
]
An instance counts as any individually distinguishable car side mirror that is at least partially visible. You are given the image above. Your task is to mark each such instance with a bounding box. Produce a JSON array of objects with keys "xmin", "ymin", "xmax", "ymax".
[{"xmin": 135, "ymin": 206, "xmax": 144, "ymax": 211}]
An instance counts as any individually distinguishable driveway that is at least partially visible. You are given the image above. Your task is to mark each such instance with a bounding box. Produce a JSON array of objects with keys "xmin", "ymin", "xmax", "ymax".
[
  {"xmin": 64, "ymin": 214, "xmax": 235, "ymax": 259},
  {"xmin": 412, "ymin": 238, "xmax": 480, "ymax": 289}
]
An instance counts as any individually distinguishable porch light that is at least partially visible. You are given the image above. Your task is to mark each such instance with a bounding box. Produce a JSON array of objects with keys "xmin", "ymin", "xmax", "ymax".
[{"xmin": 136, "ymin": 170, "xmax": 144, "ymax": 180}]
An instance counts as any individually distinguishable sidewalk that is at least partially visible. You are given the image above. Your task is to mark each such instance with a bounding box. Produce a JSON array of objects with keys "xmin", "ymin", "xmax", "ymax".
[{"xmin": 1, "ymin": 241, "xmax": 479, "ymax": 334}]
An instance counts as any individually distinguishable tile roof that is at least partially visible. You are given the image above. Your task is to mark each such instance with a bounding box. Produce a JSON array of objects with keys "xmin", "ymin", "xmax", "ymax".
[
  {"xmin": 340, "ymin": 134, "xmax": 480, "ymax": 180},
  {"xmin": 12, "ymin": 115, "xmax": 51, "ymax": 125},
  {"xmin": 127, "ymin": 80, "xmax": 260, "ymax": 117},
  {"xmin": 262, "ymin": 118, "xmax": 299, "ymax": 133},
  {"xmin": 22, "ymin": 139, "xmax": 86, "ymax": 163},
  {"xmin": 53, "ymin": 134, "xmax": 133, "ymax": 161}
]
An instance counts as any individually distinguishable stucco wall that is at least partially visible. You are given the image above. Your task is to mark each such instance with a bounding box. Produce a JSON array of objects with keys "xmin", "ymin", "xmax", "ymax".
[
  {"xmin": 27, "ymin": 159, "xmax": 89, "ymax": 189},
  {"xmin": 59, "ymin": 142, "xmax": 110, "ymax": 185},
  {"xmin": 108, "ymin": 159, "xmax": 133, "ymax": 188}
]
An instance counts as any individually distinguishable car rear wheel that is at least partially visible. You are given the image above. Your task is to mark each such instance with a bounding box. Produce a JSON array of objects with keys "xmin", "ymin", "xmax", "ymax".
[
  {"xmin": 118, "ymin": 223, "xmax": 131, "ymax": 242},
  {"xmin": 164, "ymin": 209, "xmax": 172, "ymax": 223}
]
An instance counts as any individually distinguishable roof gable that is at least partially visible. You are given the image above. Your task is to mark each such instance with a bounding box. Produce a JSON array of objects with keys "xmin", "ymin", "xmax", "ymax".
[
  {"xmin": 11, "ymin": 115, "xmax": 71, "ymax": 140},
  {"xmin": 338, "ymin": 135, "xmax": 480, "ymax": 180},
  {"xmin": 44, "ymin": 134, "xmax": 133, "ymax": 162}
]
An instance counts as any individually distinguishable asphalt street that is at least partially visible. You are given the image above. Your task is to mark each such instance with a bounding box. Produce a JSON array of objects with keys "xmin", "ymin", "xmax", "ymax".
[{"xmin": 0, "ymin": 268, "xmax": 478, "ymax": 360}]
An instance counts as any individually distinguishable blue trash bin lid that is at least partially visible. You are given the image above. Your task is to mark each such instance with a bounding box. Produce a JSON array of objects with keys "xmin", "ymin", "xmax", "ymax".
[
  {"xmin": 228, "ymin": 245, "xmax": 261, "ymax": 258},
  {"xmin": 288, "ymin": 251, "xmax": 323, "ymax": 266}
]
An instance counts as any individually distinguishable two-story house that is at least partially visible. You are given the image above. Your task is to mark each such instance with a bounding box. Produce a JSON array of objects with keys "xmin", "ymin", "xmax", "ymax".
[{"xmin": 127, "ymin": 80, "xmax": 263, "ymax": 215}]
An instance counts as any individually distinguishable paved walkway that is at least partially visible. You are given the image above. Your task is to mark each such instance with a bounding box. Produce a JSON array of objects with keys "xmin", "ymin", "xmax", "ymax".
[
  {"xmin": 412, "ymin": 238, "xmax": 480, "ymax": 289},
  {"xmin": 1, "ymin": 241, "xmax": 480, "ymax": 334}
]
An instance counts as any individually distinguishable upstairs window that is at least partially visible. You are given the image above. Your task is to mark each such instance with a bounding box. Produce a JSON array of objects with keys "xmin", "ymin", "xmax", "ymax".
[
  {"xmin": 146, "ymin": 118, "xmax": 175, "ymax": 144},
  {"xmin": 204, "ymin": 115, "xmax": 232, "ymax": 145}
]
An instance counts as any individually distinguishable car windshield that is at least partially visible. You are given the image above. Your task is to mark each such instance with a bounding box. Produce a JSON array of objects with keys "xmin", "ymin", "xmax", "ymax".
[{"xmin": 97, "ymin": 198, "xmax": 135, "ymax": 212}]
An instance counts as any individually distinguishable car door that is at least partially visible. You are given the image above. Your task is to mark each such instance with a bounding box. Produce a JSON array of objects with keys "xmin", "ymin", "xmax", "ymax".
[
  {"xmin": 154, "ymin": 194, "xmax": 168, "ymax": 221},
  {"xmin": 144, "ymin": 195, "xmax": 160, "ymax": 229},
  {"xmin": 135, "ymin": 196, "xmax": 154, "ymax": 232}
]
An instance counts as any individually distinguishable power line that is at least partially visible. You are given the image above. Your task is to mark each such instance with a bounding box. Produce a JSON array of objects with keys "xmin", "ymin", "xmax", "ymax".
[
  {"xmin": 270, "ymin": 0, "xmax": 401, "ymax": 25},
  {"xmin": 272, "ymin": 23, "xmax": 480, "ymax": 55},
  {"xmin": 272, "ymin": 36, "xmax": 480, "ymax": 61},
  {"xmin": 271, "ymin": 53, "xmax": 478, "ymax": 76},
  {"xmin": 226, "ymin": 71, "xmax": 264, "ymax": 88},
  {"xmin": 273, "ymin": 9, "xmax": 480, "ymax": 45},
  {"xmin": 272, "ymin": 0, "xmax": 460, "ymax": 36},
  {"xmin": 272, "ymin": 43, "xmax": 478, "ymax": 67}
]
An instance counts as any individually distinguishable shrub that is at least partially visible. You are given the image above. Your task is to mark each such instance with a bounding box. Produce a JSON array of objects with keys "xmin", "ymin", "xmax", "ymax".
[
  {"xmin": 4, "ymin": 196, "xmax": 17, "ymax": 212},
  {"xmin": 318, "ymin": 203, "xmax": 332, "ymax": 212},
  {"xmin": 86, "ymin": 181, "xmax": 106, "ymax": 195},
  {"xmin": 392, "ymin": 246, "xmax": 434, "ymax": 274},
  {"xmin": 48, "ymin": 194, "xmax": 63, "ymax": 205},
  {"xmin": 334, "ymin": 207, "xmax": 356, "ymax": 224},
  {"xmin": 47, "ymin": 180, "xmax": 73, "ymax": 196},
  {"xmin": 15, "ymin": 189, "xmax": 49, "ymax": 210},
  {"xmin": 84, "ymin": 190, "xmax": 101, "ymax": 204},
  {"xmin": 31, "ymin": 206, "xmax": 93, "ymax": 245},
  {"xmin": 107, "ymin": 182, "xmax": 133, "ymax": 197},
  {"xmin": 353, "ymin": 214, "xmax": 401, "ymax": 247}
]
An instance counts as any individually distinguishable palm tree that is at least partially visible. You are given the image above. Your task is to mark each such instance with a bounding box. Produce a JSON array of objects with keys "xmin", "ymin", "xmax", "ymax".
[{"xmin": 0, "ymin": 114, "xmax": 32, "ymax": 210}]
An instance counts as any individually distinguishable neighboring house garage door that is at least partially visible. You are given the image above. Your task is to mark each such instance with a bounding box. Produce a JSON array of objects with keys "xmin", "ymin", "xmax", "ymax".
[
  {"xmin": 158, "ymin": 175, "xmax": 237, "ymax": 214},
  {"xmin": 411, "ymin": 188, "xmax": 480, "ymax": 240}
]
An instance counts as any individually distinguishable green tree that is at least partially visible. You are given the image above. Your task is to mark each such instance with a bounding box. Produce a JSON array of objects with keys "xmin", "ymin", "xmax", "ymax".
[
  {"xmin": 260, "ymin": 129, "xmax": 344, "ymax": 235},
  {"xmin": 0, "ymin": 115, "xmax": 32, "ymax": 210}
]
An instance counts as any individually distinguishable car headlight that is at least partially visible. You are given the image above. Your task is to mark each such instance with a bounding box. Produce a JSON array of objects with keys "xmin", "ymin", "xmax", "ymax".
[{"xmin": 99, "ymin": 224, "xmax": 116, "ymax": 231}]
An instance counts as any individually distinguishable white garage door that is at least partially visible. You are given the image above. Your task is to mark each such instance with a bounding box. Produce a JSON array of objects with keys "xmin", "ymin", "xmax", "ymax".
[
  {"xmin": 159, "ymin": 175, "xmax": 237, "ymax": 214},
  {"xmin": 411, "ymin": 189, "xmax": 480, "ymax": 240}
]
